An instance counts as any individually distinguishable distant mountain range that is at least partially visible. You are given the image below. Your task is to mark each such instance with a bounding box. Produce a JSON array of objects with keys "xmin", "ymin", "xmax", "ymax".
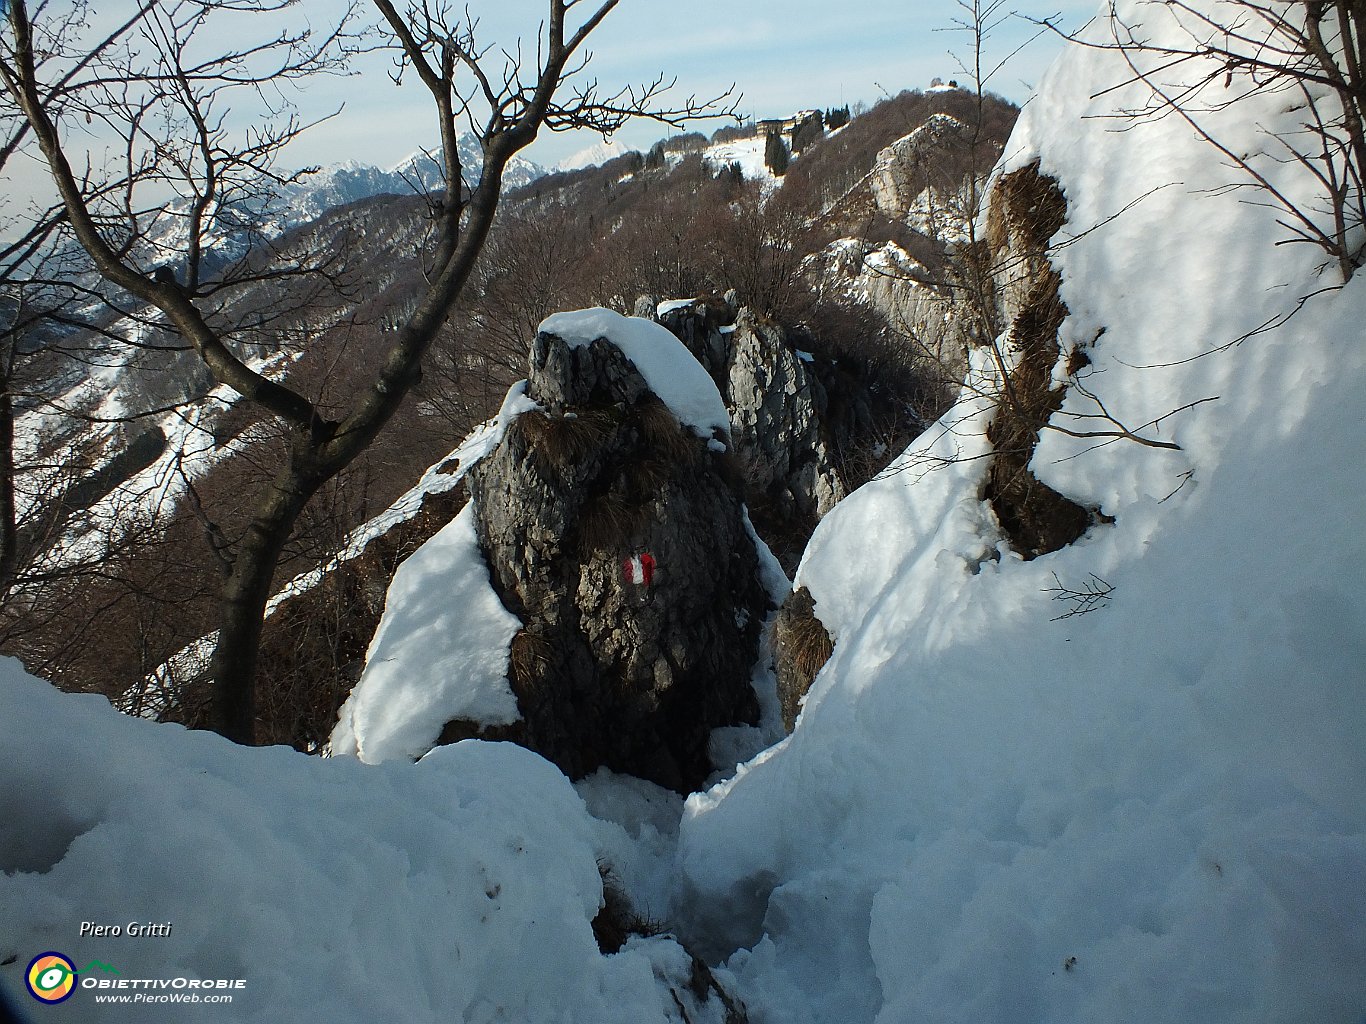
[
  {"xmin": 273, "ymin": 140, "xmax": 547, "ymax": 235},
  {"xmin": 554, "ymin": 137, "xmax": 634, "ymax": 173},
  {"xmin": 128, "ymin": 136, "xmax": 546, "ymax": 286}
]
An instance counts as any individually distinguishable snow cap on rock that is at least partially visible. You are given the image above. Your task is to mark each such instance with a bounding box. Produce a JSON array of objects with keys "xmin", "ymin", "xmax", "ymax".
[{"xmin": 538, "ymin": 307, "xmax": 730, "ymax": 439}]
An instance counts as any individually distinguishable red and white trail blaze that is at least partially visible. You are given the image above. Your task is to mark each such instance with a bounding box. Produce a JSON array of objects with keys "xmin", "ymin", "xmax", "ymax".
[{"xmin": 622, "ymin": 553, "xmax": 656, "ymax": 587}]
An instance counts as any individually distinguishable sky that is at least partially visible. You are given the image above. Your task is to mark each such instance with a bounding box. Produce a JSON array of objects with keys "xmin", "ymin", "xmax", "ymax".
[
  {"xmin": 303, "ymin": 0, "xmax": 1099, "ymax": 171},
  {"xmin": 2, "ymin": 0, "xmax": 1100, "ymax": 207}
]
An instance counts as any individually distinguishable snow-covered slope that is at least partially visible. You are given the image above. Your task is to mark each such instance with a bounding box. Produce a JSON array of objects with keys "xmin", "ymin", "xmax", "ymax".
[
  {"xmin": 674, "ymin": 4, "xmax": 1366, "ymax": 1020},
  {"xmin": 0, "ymin": 661, "xmax": 715, "ymax": 1022},
  {"xmin": 703, "ymin": 134, "xmax": 776, "ymax": 183},
  {"xmin": 3, "ymin": 1, "xmax": 1364, "ymax": 1021}
]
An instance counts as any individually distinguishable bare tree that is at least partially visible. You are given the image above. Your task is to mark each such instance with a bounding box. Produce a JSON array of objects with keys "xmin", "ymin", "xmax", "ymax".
[
  {"xmin": 0, "ymin": 2, "xmax": 170, "ymax": 601},
  {"xmin": 1042, "ymin": 0, "xmax": 1365, "ymax": 284},
  {"xmin": 2, "ymin": 0, "xmax": 735, "ymax": 743}
]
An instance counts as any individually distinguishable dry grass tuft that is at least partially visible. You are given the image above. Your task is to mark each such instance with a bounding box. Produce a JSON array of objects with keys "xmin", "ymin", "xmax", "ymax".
[
  {"xmin": 512, "ymin": 408, "xmax": 614, "ymax": 474},
  {"xmin": 787, "ymin": 608, "xmax": 834, "ymax": 682},
  {"xmin": 631, "ymin": 393, "xmax": 701, "ymax": 465},
  {"xmin": 575, "ymin": 489, "xmax": 647, "ymax": 554},
  {"xmin": 592, "ymin": 861, "xmax": 664, "ymax": 954},
  {"xmin": 773, "ymin": 587, "xmax": 834, "ymax": 731},
  {"xmin": 986, "ymin": 161, "xmax": 1067, "ymax": 255},
  {"xmin": 509, "ymin": 628, "xmax": 554, "ymax": 692},
  {"xmin": 619, "ymin": 458, "xmax": 674, "ymax": 502},
  {"xmin": 711, "ymin": 446, "xmax": 749, "ymax": 492},
  {"xmin": 1064, "ymin": 343, "xmax": 1092, "ymax": 377}
]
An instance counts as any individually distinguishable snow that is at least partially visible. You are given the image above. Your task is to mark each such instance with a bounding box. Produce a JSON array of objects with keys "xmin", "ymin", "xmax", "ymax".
[
  {"xmin": 21, "ymin": 347, "xmax": 298, "ymax": 578},
  {"xmin": 0, "ymin": 659, "xmax": 712, "ymax": 1023},
  {"xmin": 656, "ymin": 297, "xmax": 697, "ymax": 316},
  {"xmin": 322, "ymin": 382, "xmax": 546, "ymax": 764},
  {"xmin": 672, "ymin": 2, "xmax": 1366, "ymax": 1020},
  {"xmin": 705, "ymin": 510, "xmax": 791, "ymax": 778},
  {"xmin": 539, "ymin": 307, "xmax": 730, "ymax": 439},
  {"xmin": 330, "ymin": 504, "xmax": 520, "ymax": 763},
  {"xmin": 863, "ymin": 240, "xmax": 924, "ymax": 277},
  {"xmin": 703, "ymin": 134, "xmax": 776, "ymax": 183},
  {"xmin": 556, "ymin": 138, "xmax": 633, "ymax": 173}
]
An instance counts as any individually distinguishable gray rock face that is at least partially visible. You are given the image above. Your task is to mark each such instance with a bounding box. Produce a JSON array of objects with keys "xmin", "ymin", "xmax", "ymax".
[
  {"xmin": 656, "ymin": 300, "xmax": 850, "ymax": 528},
  {"xmin": 465, "ymin": 329, "xmax": 769, "ymax": 793},
  {"xmin": 869, "ymin": 113, "xmax": 974, "ymax": 219},
  {"xmin": 656, "ymin": 295, "xmax": 736, "ymax": 378},
  {"xmin": 723, "ymin": 310, "xmax": 845, "ymax": 520}
]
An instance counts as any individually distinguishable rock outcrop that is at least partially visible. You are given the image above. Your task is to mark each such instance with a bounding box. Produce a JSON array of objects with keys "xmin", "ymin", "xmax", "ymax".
[
  {"xmin": 721, "ymin": 310, "xmax": 847, "ymax": 520},
  {"xmin": 654, "ymin": 299, "xmax": 863, "ymax": 561},
  {"xmin": 870, "ymin": 113, "xmax": 976, "ymax": 225},
  {"xmin": 463, "ymin": 312, "xmax": 771, "ymax": 793}
]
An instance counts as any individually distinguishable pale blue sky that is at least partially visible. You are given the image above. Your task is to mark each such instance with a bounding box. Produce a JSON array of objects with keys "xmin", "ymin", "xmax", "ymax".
[
  {"xmin": 4, "ymin": 0, "xmax": 1099, "ymax": 205},
  {"xmin": 290, "ymin": 0, "xmax": 1100, "ymax": 171}
]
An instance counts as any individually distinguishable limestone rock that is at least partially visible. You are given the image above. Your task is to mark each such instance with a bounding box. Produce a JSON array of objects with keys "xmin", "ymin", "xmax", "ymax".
[
  {"xmin": 722, "ymin": 310, "xmax": 846, "ymax": 520},
  {"xmin": 656, "ymin": 300, "xmax": 853, "ymax": 530},
  {"xmin": 656, "ymin": 295, "xmax": 736, "ymax": 379},
  {"xmin": 464, "ymin": 325, "xmax": 770, "ymax": 793},
  {"xmin": 870, "ymin": 113, "xmax": 975, "ymax": 220}
]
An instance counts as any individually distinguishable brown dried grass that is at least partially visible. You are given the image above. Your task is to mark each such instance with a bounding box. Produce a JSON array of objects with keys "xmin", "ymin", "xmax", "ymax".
[
  {"xmin": 986, "ymin": 161, "xmax": 1067, "ymax": 255},
  {"xmin": 509, "ymin": 628, "xmax": 554, "ymax": 691},
  {"xmin": 773, "ymin": 587, "xmax": 834, "ymax": 731},
  {"xmin": 513, "ymin": 409, "xmax": 614, "ymax": 473},
  {"xmin": 575, "ymin": 489, "xmax": 647, "ymax": 554},
  {"xmin": 631, "ymin": 393, "xmax": 701, "ymax": 465}
]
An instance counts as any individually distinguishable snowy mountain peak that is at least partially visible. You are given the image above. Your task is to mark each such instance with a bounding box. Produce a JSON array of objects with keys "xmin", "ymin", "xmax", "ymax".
[
  {"xmin": 276, "ymin": 138, "xmax": 544, "ymax": 233},
  {"xmin": 555, "ymin": 137, "xmax": 633, "ymax": 172}
]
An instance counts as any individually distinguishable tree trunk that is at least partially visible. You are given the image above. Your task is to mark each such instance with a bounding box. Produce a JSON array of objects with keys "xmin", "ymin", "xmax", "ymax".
[
  {"xmin": 0, "ymin": 369, "xmax": 16, "ymax": 597},
  {"xmin": 208, "ymin": 454, "xmax": 321, "ymax": 744}
]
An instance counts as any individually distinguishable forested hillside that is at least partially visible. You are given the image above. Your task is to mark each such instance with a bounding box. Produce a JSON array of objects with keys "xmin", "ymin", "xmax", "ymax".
[{"xmin": 2, "ymin": 74, "xmax": 1016, "ymax": 743}]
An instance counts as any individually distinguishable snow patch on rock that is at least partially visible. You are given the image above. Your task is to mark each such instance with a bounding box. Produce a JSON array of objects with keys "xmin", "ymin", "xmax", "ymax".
[
  {"xmin": 330, "ymin": 503, "xmax": 521, "ymax": 764},
  {"xmin": 539, "ymin": 307, "xmax": 730, "ymax": 439}
]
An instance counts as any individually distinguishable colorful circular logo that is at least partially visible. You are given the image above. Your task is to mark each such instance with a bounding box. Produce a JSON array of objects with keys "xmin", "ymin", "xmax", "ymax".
[{"xmin": 25, "ymin": 952, "xmax": 77, "ymax": 1004}]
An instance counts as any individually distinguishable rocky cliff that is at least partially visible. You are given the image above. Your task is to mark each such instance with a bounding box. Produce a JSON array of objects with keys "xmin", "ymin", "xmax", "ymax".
[
  {"xmin": 464, "ymin": 313, "xmax": 771, "ymax": 792},
  {"xmin": 654, "ymin": 297, "xmax": 873, "ymax": 564}
]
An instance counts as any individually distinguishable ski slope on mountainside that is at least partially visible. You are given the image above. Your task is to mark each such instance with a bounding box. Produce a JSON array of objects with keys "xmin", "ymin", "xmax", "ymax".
[{"xmin": 2, "ymin": 1, "xmax": 1364, "ymax": 1021}]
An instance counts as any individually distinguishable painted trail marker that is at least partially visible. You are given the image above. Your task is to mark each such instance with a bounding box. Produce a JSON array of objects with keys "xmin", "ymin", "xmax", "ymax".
[{"xmin": 622, "ymin": 553, "xmax": 656, "ymax": 587}]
